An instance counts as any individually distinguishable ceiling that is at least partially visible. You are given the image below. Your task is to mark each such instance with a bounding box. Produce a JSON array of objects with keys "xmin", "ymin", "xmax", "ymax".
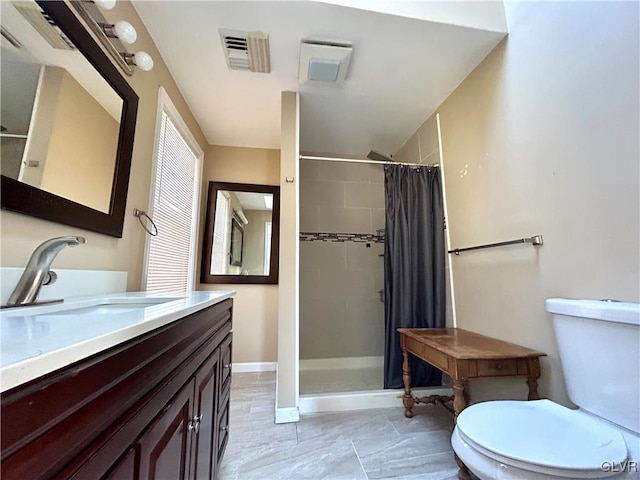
[
  {"xmin": 235, "ymin": 191, "xmax": 272, "ymax": 211},
  {"xmin": 133, "ymin": 1, "xmax": 505, "ymax": 157},
  {"xmin": 0, "ymin": 47, "xmax": 40, "ymax": 134}
]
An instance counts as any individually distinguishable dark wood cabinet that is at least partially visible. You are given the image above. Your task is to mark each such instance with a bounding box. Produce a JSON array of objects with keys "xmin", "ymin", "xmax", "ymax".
[
  {"xmin": 217, "ymin": 391, "xmax": 231, "ymax": 465},
  {"xmin": 138, "ymin": 380, "xmax": 194, "ymax": 480},
  {"xmin": 1, "ymin": 299, "xmax": 233, "ymax": 480},
  {"xmin": 105, "ymin": 449, "xmax": 136, "ymax": 480},
  {"xmin": 220, "ymin": 334, "xmax": 232, "ymax": 393},
  {"xmin": 192, "ymin": 349, "xmax": 221, "ymax": 480}
]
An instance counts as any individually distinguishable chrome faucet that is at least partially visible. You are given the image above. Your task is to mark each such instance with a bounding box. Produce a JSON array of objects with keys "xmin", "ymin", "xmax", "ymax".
[{"xmin": 5, "ymin": 236, "xmax": 87, "ymax": 307}]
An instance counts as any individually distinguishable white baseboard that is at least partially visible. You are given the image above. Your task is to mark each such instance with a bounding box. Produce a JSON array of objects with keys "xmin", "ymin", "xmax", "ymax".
[
  {"xmin": 275, "ymin": 406, "xmax": 300, "ymax": 424},
  {"xmin": 300, "ymin": 356, "xmax": 383, "ymax": 371},
  {"xmin": 232, "ymin": 362, "xmax": 277, "ymax": 373},
  {"xmin": 299, "ymin": 386, "xmax": 453, "ymax": 414}
]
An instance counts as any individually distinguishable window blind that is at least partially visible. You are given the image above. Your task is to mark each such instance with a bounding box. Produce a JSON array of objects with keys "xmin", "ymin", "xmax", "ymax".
[{"xmin": 145, "ymin": 112, "xmax": 199, "ymax": 294}]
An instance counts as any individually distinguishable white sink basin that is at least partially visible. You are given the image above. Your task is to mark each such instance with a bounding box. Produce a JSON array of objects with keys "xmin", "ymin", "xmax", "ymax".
[
  {"xmin": 1, "ymin": 295, "xmax": 185, "ymax": 318},
  {"xmin": 43, "ymin": 297, "xmax": 182, "ymax": 316}
]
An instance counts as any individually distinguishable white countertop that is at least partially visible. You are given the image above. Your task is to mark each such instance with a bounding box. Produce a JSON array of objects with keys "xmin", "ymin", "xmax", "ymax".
[{"xmin": 0, "ymin": 290, "xmax": 235, "ymax": 393}]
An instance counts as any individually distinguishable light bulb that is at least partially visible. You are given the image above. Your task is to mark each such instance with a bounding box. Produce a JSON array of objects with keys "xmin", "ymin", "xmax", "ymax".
[
  {"xmin": 133, "ymin": 51, "xmax": 153, "ymax": 71},
  {"xmin": 113, "ymin": 20, "xmax": 137, "ymax": 44},
  {"xmin": 93, "ymin": 0, "xmax": 116, "ymax": 10}
]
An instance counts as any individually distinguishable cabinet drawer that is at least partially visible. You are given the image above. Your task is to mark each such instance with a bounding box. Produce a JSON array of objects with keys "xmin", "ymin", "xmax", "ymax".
[
  {"xmin": 220, "ymin": 334, "xmax": 232, "ymax": 392},
  {"xmin": 217, "ymin": 396, "xmax": 230, "ymax": 464},
  {"xmin": 477, "ymin": 359, "xmax": 518, "ymax": 377}
]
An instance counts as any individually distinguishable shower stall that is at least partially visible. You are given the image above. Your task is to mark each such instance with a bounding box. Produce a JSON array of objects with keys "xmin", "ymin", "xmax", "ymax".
[
  {"xmin": 297, "ymin": 113, "xmax": 456, "ymax": 413},
  {"xmin": 297, "ymin": 121, "xmax": 457, "ymax": 409},
  {"xmin": 299, "ymin": 157, "xmax": 387, "ymax": 394}
]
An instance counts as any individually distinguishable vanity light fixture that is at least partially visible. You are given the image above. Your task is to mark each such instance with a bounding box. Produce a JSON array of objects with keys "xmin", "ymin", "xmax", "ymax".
[
  {"xmin": 101, "ymin": 20, "xmax": 137, "ymax": 44},
  {"xmin": 121, "ymin": 51, "xmax": 154, "ymax": 71},
  {"xmin": 70, "ymin": 0, "xmax": 154, "ymax": 74},
  {"xmin": 92, "ymin": 0, "xmax": 116, "ymax": 11}
]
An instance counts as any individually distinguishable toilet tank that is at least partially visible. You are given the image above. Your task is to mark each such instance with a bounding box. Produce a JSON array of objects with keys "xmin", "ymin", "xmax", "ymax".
[{"xmin": 546, "ymin": 299, "xmax": 640, "ymax": 434}]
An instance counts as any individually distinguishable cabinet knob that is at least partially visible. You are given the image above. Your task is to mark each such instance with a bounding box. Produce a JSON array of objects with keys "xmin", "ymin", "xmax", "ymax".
[
  {"xmin": 224, "ymin": 364, "xmax": 231, "ymax": 370},
  {"xmin": 193, "ymin": 414, "xmax": 203, "ymax": 433},
  {"xmin": 188, "ymin": 415, "xmax": 204, "ymax": 433},
  {"xmin": 220, "ymin": 425, "xmax": 228, "ymax": 432}
]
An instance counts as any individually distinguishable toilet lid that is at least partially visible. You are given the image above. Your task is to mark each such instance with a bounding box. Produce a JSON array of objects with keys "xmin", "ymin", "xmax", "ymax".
[{"xmin": 456, "ymin": 400, "xmax": 628, "ymax": 471}]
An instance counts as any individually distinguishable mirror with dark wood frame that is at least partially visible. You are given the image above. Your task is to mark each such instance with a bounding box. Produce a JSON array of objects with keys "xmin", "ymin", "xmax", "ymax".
[
  {"xmin": 0, "ymin": 0, "xmax": 138, "ymax": 238},
  {"xmin": 201, "ymin": 182, "xmax": 280, "ymax": 285}
]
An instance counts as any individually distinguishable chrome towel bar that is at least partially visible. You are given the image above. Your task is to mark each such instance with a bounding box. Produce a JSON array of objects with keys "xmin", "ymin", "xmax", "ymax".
[{"xmin": 449, "ymin": 235, "xmax": 543, "ymax": 255}]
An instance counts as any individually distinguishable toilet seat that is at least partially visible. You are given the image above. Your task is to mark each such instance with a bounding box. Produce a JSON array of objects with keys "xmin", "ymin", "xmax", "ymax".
[{"xmin": 455, "ymin": 400, "xmax": 629, "ymax": 477}]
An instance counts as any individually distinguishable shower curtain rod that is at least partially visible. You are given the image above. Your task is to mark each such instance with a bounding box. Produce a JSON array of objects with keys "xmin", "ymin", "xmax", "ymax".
[{"xmin": 299, "ymin": 155, "xmax": 438, "ymax": 168}]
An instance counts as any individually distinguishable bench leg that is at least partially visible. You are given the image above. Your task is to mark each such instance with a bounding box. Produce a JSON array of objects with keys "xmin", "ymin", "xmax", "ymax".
[{"xmin": 402, "ymin": 348, "xmax": 415, "ymax": 418}]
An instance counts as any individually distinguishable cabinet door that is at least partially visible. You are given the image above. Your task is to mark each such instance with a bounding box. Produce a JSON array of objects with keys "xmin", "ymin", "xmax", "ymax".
[
  {"xmin": 219, "ymin": 334, "xmax": 232, "ymax": 394},
  {"xmin": 217, "ymin": 391, "xmax": 230, "ymax": 466},
  {"xmin": 191, "ymin": 350, "xmax": 221, "ymax": 480},
  {"xmin": 104, "ymin": 448, "xmax": 136, "ymax": 480},
  {"xmin": 137, "ymin": 380, "xmax": 194, "ymax": 480}
]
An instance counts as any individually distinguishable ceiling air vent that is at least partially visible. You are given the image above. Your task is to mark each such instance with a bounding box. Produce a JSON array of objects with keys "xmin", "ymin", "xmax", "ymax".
[
  {"xmin": 219, "ymin": 29, "xmax": 270, "ymax": 73},
  {"xmin": 12, "ymin": 1, "xmax": 74, "ymax": 50}
]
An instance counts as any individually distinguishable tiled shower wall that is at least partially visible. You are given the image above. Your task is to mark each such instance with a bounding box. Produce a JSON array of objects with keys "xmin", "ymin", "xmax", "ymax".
[{"xmin": 299, "ymin": 160, "xmax": 385, "ymax": 359}]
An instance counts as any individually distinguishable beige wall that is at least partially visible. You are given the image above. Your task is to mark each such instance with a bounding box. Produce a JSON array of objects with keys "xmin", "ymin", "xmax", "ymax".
[
  {"xmin": 243, "ymin": 210, "xmax": 271, "ymax": 275},
  {"xmin": 40, "ymin": 69, "xmax": 118, "ymax": 212},
  {"xmin": 299, "ymin": 159, "xmax": 385, "ymax": 359},
  {"xmin": 421, "ymin": 2, "xmax": 639, "ymax": 405},
  {"xmin": 197, "ymin": 145, "xmax": 280, "ymax": 364},
  {"xmin": 276, "ymin": 91, "xmax": 300, "ymax": 417},
  {"xmin": 0, "ymin": 1, "xmax": 207, "ymax": 292},
  {"xmin": 20, "ymin": 66, "xmax": 64, "ymax": 191}
]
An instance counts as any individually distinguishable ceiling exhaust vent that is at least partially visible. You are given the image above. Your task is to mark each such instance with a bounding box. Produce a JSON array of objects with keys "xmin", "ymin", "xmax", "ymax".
[
  {"xmin": 219, "ymin": 29, "xmax": 270, "ymax": 73},
  {"xmin": 12, "ymin": 1, "xmax": 74, "ymax": 50},
  {"xmin": 299, "ymin": 40, "xmax": 352, "ymax": 85}
]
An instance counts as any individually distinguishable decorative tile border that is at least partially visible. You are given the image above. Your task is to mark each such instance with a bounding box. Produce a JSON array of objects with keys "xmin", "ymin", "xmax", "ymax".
[{"xmin": 300, "ymin": 232, "xmax": 385, "ymax": 243}]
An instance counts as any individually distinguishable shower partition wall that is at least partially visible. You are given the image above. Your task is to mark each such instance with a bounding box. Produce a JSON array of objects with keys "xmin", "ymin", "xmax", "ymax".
[{"xmin": 299, "ymin": 159, "xmax": 386, "ymax": 394}]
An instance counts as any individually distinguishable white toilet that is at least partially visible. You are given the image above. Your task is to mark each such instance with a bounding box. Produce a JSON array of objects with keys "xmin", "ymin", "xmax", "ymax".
[{"xmin": 451, "ymin": 298, "xmax": 640, "ymax": 480}]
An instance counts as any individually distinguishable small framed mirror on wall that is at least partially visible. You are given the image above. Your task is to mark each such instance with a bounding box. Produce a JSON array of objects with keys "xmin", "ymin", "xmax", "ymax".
[{"xmin": 201, "ymin": 182, "xmax": 280, "ymax": 285}]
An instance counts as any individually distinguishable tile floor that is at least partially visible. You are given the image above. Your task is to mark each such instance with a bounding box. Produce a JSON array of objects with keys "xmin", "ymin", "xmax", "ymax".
[{"xmin": 221, "ymin": 372, "xmax": 459, "ymax": 480}]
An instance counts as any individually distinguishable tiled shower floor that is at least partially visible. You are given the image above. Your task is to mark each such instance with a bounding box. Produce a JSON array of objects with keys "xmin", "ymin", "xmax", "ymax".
[{"xmin": 300, "ymin": 366, "xmax": 384, "ymax": 394}]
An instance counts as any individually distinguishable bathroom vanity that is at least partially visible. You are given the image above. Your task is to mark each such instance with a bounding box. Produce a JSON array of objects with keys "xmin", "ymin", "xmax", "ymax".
[{"xmin": 0, "ymin": 291, "xmax": 234, "ymax": 479}]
